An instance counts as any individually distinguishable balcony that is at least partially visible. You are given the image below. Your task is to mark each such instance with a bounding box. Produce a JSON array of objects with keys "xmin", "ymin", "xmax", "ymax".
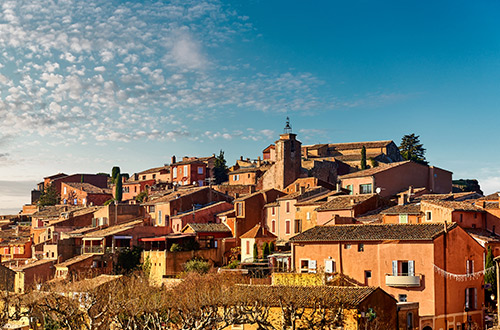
[
  {"xmin": 83, "ymin": 246, "xmax": 104, "ymax": 254},
  {"xmin": 385, "ymin": 274, "xmax": 421, "ymax": 287}
]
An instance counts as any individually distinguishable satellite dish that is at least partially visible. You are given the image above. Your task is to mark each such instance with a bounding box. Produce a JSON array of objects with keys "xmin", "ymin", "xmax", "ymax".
[{"xmin": 375, "ymin": 187, "xmax": 381, "ymax": 194}]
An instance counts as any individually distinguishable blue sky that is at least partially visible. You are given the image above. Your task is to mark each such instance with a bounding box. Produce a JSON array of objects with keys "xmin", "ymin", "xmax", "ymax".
[{"xmin": 1, "ymin": 0, "xmax": 500, "ymax": 213}]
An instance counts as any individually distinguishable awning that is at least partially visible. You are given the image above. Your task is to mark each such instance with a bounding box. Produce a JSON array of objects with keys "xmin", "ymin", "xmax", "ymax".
[
  {"xmin": 140, "ymin": 236, "xmax": 167, "ymax": 242},
  {"xmin": 82, "ymin": 237, "xmax": 103, "ymax": 241},
  {"xmin": 113, "ymin": 235, "xmax": 132, "ymax": 239}
]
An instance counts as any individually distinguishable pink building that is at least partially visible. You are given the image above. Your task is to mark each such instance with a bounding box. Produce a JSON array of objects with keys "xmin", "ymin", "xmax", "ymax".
[
  {"xmin": 170, "ymin": 201, "xmax": 233, "ymax": 233},
  {"xmin": 339, "ymin": 161, "xmax": 452, "ymax": 197},
  {"xmin": 290, "ymin": 223, "xmax": 485, "ymax": 330}
]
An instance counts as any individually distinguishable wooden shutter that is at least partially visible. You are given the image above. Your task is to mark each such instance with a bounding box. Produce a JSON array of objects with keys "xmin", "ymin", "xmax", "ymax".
[
  {"xmin": 474, "ymin": 288, "xmax": 477, "ymax": 309},
  {"xmin": 392, "ymin": 260, "xmax": 398, "ymax": 276},
  {"xmin": 408, "ymin": 260, "xmax": 415, "ymax": 276}
]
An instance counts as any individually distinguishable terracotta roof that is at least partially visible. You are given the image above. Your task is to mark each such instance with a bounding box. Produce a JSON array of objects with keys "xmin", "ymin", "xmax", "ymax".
[
  {"xmin": 306, "ymin": 144, "xmax": 328, "ymax": 150},
  {"xmin": 65, "ymin": 274, "xmax": 122, "ymax": 292},
  {"xmin": 381, "ymin": 204, "xmax": 422, "ymax": 215},
  {"xmin": 315, "ymin": 194, "xmax": 376, "ymax": 211},
  {"xmin": 333, "ymin": 153, "xmax": 384, "ymax": 162},
  {"xmin": 184, "ymin": 223, "xmax": 231, "ymax": 233},
  {"xmin": 230, "ymin": 167, "xmax": 262, "ymax": 174},
  {"xmin": 64, "ymin": 182, "xmax": 112, "ymax": 194},
  {"xmin": 43, "ymin": 173, "xmax": 67, "ymax": 180},
  {"xmin": 290, "ymin": 223, "xmax": 457, "ymax": 242},
  {"xmin": 416, "ymin": 193, "xmax": 454, "ymax": 201},
  {"xmin": 56, "ymin": 254, "xmax": 93, "ymax": 268},
  {"xmin": 421, "ymin": 200, "xmax": 484, "ymax": 212},
  {"xmin": 144, "ymin": 186, "xmax": 208, "ymax": 205},
  {"xmin": 137, "ymin": 165, "xmax": 170, "ymax": 175},
  {"xmin": 295, "ymin": 191, "xmax": 346, "ymax": 206},
  {"xmin": 478, "ymin": 192, "xmax": 500, "ymax": 201},
  {"xmin": 172, "ymin": 159, "xmax": 205, "ymax": 166},
  {"xmin": 31, "ymin": 205, "xmax": 83, "ymax": 218},
  {"xmin": 329, "ymin": 140, "xmax": 394, "ymax": 150},
  {"xmin": 240, "ymin": 224, "xmax": 276, "ymax": 239},
  {"xmin": 483, "ymin": 202, "xmax": 499, "ymax": 209},
  {"xmin": 234, "ymin": 285, "xmax": 388, "ymax": 308},
  {"xmin": 339, "ymin": 161, "xmax": 412, "ymax": 179},
  {"xmin": 82, "ymin": 219, "xmax": 143, "ymax": 239},
  {"xmin": 10, "ymin": 259, "xmax": 54, "ymax": 271},
  {"xmin": 465, "ymin": 228, "xmax": 500, "ymax": 244}
]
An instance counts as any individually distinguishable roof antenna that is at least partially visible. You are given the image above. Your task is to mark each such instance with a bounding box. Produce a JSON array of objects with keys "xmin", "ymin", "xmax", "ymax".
[{"xmin": 284, "ymin": 116, "xmax": 292, "ymax": 134}]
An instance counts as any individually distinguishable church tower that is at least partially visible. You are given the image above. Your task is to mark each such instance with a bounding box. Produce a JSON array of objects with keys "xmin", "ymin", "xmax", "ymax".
[{"xmin": 262, "ymin": 117, "xmax": 302, "ymax": 190}]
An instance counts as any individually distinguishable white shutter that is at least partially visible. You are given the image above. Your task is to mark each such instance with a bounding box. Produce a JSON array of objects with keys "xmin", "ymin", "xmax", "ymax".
[
  {"xmin": 408, "ymin": 260, "xmax": 415, "ymax": 276},
  {"xmin": 309, "ymin": 260, "xmax": 317, "ymax": 273},
  {"xmin": 325, "ymin": 260, "xmax": 333, "ymax": 274},
  {"xmin": 392, "ymin": 260, "xmax": 398, "ymax": 276},
  {"xmin": 465, "ymin": 288, "xmax": 469, "ymax": 308},
  {"xmin": 466, "ymin": 260, "xmax": 470, "ymax": 274}
]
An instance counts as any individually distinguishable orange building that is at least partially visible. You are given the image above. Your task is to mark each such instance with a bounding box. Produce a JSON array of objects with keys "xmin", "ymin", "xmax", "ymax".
[{"xmin": 290, "ymin": 223, "xmax": 485, "ymax": 330}]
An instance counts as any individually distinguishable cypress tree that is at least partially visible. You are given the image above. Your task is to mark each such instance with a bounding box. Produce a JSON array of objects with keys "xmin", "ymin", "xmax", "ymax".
[
  {"xmin": 111, "ymin": 166, "xmax": 121, "ymax": 184},
  {"xmin": 485, "ymin": 246, "xmax": 496, "ymax": 297},
  {"xmin": 115, "ymin": 174, "xmax": 123, "ymax": 202},
  {"xmin": 269, "ymin": 241, "xmax": 275, "ymax": 253},
  {"xmin": 253, "ymin": 243, "xmax": 258, "ymax": 261},
  {"xmin": 361, "ymin": 146, "xmax": 367, "ymax": 170},
  {"xmin": 263, "ymin": 242, "xmax": 270, "ymax": 259}
]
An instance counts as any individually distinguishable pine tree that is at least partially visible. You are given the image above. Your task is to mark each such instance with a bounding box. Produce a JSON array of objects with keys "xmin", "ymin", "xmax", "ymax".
[
  {"xmin": 360, "ymin": 146, "xmax": 367, "ymax": 170},
  {"xmin": 115, "ymin": 174, "xmax": 123, "ymax": 202},
  {"xmin": 399, "ymin": 133, "xmax": 428, "ymax": 165},
  {"xmin": 212, "ymin": 150, "xmax": 229, "ymax": 184},
  {"xmin": 38, "ymin": 184, "xmax": 59, "ymax": 206}
]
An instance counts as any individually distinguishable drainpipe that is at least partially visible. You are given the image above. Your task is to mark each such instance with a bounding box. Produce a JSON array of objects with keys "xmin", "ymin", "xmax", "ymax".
[
  {"xmin": 443, "ymin": 228, "xmax": 448, "ymax": 329},
  {"xmin": 495, "ymin": 256, "xmax": 500, "ymax": 325},
  {"xmin": 339, "ymin": 241, "xmax": 343, "ymax": 274}
]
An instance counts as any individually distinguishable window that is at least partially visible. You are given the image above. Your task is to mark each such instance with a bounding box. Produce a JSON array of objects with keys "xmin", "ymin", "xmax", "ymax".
[
  {"xmin": 149, "ymin": 205, "xmax": 155, "ymax": 212},
  {"xmin": 271, "ymin": 207, "xmax": 275, "ymax": 216},
  {"xmin": 359, "ymin": 184, "xmax": 372, "ymax": 194},
  {"xmin": 399, "ymin": 214, "xmax": 408, "ymax": 224},
  {"xmin": 198, "ymin": 167, "xmax": 203, "ymax": 174},
  {"xmin": 365, "ymin": 270, "xmax": 372, "ymax": 278},
  {"xmin": 173, "ymin": 167, "xmax": 177, "ymax": 178},
  {"xmin": 346, "ymin": 184, "xmax": 353, "ymax": 195},
  {"xmin": 246, "ymin": 240, "xmax": 250, "ymax": 254},
  {"xmin": 466, "ymin": 260, "xmax": 474, "ymax": 275},
  {"xmin": 465, "ymin": 287, "xmax": 477, "ymax": 309},
  {"xmin": 248, "ymin": 174, "xmax": 250, "ymax": 178},
  {"xmin": 426, "ymin": 211, "xmax": 432, "ymax": 221},
  {"xmin": 358, "ymin": 244, "xmax": 364, "ymax": 252},
  {"xmin": 294, "ymin": 219, "xmax": 302, "ymax": 233},
  {"xmin": 300, "ymin": 259, "xmax": 317, "ymax": 273},
  {"xmin": 286, "ymin": 201, "xmax": 290, "ymax": 213},
  {"xmin": 344, "ymin": 244, "xmax": 351, "ymax": 249},
  {"xmin": 407, "ymin": 312, "xmax": 413, "ymax": 330},
  {"xmin": 271, "ymin": 220, "xmax": 276, "ymax": 233},
  {"xmin": 236, "ymin": 203, "xmax": 243, "ymax": 216},
  {"xmin": 152, "ymin": 174, "xmax": 156, "ymax": 180},
  {"xmin": 134, "ymin": 186, "xmax": 137, "ymax": 193},
  {"xmin": 285, "ymin": 220, "xmax": 291, "ymax": 235},
  {"xmin": 63, "ymin": 186, "xmax": 67, "ymax": 194},
  {"xmin": 142, "ymin": 175, "xmax": 146, "ymax": 180},
  {"xmin": 183, "ymin": 165, "xmax": 188, "ymax": 176},
  {"xmin": 392, "ymin": 260, "xmax": 415, "ymax": 276},
  {"xmin": 399, "ymin": 294, "xmax": 408, "ymax": 302},
  {"xmin": 474, "ymin": 213, "xmax": 477, "ymax": 219},
  {"xmin": 460, "ymin": 214, "xmax": 463, "ymax": 222},
  {"xmin": 233, "ymin": 174, "xmax": 239, "ymax": 181},
  {"xmin": 74, "ymin": 198, "xmax": 77, "ymax": 205}
]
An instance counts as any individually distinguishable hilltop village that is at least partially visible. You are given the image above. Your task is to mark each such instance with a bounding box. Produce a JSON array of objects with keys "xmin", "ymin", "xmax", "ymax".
[{"xmin": 1, "ymin": 124, "xmax": 499, "ymax": 330}]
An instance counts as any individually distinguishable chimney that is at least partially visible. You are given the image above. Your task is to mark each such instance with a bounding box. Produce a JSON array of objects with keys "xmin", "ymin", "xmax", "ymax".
[
  {"xmin": 257, "ymin": 156, "xmax": 261, "ymax": 167},
  {"xmin": 240, "ymin": 156, "xmax": 243, "ymax": 161},
  {"xmin": 171, "ymin": 155, "xmax": 176, "ymax": 164},
  {"xmin": 350, "ymin": 198, "xmax": 356, "ymax": 205},
  {"xmin": 409, "ymin": 186, "xmax": 413, "ymax": 196}
]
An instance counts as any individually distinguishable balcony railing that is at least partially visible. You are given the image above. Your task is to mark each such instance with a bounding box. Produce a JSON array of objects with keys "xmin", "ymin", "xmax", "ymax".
[
  {"xmin": 83, "ymin": 246, "xmax": 104, "ymax": 254},
  {"xmin": 385, "ymin": 273, "xmax": 421, "ymax": 287}
]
